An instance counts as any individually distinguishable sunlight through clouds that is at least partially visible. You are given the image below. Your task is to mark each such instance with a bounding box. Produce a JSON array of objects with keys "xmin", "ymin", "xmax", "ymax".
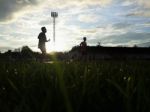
[{"xmin": 0, "ymin": 0, "xmax": 150, "ymax": 52}]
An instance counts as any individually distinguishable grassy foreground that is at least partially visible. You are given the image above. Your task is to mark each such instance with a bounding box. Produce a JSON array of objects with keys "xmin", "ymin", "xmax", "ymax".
[{"xmin": 0, "ymin": 60, "xmax": 150, "ymax": 112}]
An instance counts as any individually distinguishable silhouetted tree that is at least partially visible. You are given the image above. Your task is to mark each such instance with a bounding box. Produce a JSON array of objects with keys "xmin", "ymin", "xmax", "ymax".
[
  {"xmin": 134, "ymin": 44, "xmax": 138, "ymax": 48},
  {"xmin": 14, "ymin": 48, "xmax": 21, "ymax": 52},
  {"xmin": 97, "ymin": 42, "xmax": 101, "ymax": 47},
  {"xmin": 21, "ymin": 46, "xmax": 33, "ymax": 59}
]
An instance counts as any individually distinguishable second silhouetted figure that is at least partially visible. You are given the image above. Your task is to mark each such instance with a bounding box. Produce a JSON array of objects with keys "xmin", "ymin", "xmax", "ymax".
[{"xmin": 80, "ymin": 37, "xmax": 87, "ymax": 55}]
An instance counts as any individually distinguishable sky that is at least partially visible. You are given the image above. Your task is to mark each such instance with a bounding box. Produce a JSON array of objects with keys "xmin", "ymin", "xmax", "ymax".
[{"xmin": 0, "ymin": 0, "xmax": 150, "ymax": 53}]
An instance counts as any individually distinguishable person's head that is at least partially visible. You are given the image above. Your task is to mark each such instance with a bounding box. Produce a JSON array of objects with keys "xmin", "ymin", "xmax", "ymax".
[
  {"xmin": 83, "ymin": 37, "xmax": 86, "ymax": 41},
  {"xmin": 41, "ymin": 27, "xmax": 47, "ymax": 33}
]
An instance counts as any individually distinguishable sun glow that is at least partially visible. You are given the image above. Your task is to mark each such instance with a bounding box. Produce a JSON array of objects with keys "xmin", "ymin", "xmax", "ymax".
[
  {"xmin": 45, "ymin": 27, "xmax": 72, "ymax": 52},
  {"xmin": 46, "ymin": 40, "xmax": 68, "ymax": 53}
]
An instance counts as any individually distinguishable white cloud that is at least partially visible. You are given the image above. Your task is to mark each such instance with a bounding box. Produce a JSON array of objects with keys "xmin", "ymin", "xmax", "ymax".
[
  {"xmin": 47, "ymin": 0, "xmax": 112, "ymax": 8},
  {"xmin": 121, "ymin": 1, "xmax": 134, "ymax": 6},
  {"xmin": 78, "ymin": 14, "xmax": 99, "ymax": 23}
]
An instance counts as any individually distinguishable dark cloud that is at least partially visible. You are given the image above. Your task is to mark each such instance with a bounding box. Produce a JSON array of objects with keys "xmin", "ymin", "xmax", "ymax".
[
  {"xmin": 125, "ymin": 10, "xmax": 150, "ymax": 18},
  {"xmin": 0, "ymin": 0, "xmax": 42, "ymax": 22},
  {"xmin": 102, "ymin": 32, "xmax": 150, "ymax": 45},
  {"xmin": 138, "ymin": 42, "xmax": 150, "ymax": 47},
  {"xmin": 88, "ymin": 32, "xmax": 150, "ymax": 46}
]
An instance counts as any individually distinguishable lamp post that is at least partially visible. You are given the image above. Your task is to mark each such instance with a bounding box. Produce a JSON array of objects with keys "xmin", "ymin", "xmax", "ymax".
[{"xmin": 51, "ymin": 12, "xmax": 58, "ymax": 43}]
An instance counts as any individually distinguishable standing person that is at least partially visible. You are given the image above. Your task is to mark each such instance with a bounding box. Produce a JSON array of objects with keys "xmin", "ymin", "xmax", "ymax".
[
  {"xmin": 80, "ymin": 37, "xmax": 87, "ymax": 60},
  {"xmin": 38, "ymin": 27, "xmax": 50, "ymax": 60}
]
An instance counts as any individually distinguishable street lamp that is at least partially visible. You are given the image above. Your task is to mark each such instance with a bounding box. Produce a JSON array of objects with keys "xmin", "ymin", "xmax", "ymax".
[{"xmin": 51, "ymin": 12, "xmax": 58, "ymax": 43}]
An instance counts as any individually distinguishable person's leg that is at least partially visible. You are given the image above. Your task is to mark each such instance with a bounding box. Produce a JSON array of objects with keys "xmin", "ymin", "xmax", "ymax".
[{"xmin": 41, "ymin": 46, "xmax": 46, "ymax": 62}]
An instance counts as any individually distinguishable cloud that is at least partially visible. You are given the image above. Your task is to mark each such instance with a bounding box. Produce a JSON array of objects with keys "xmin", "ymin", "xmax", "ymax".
[
  {"xmin": 0, "ymin": 46, "xmax": 13, "ymax": 52},
  {"xmin": 72, "ymin": 24, "xmax": 128, "ymax": 46},
  {"xmin": 143, "ymin": 22, "xmax": 150, "ymax": 27},
  {"xmin": 88, "ymin": 32, "xmax": 150, "ymax": 47},
  {"xmin": 137, "ymin": 0, "xmax": 150, "ymax": 8},
  {"xmin": 39, "ymin": 18, "xmax": 52, "ymax": 25},
  {"xmin": 121, "ymin": 0, "xmax": 150, "ymax": 8},
  {"xmin": 0, "ymin": 0, "xmax": 113, "ymax": 23},
  {"xmin": 0, "ymin": 0, "xmax": 46, "ymax": 23},
  {"xmin": 47, "ymin": 0, "xmax": 112, "ymax": 8},
  {"xmin": 78, "ymin": 14, "xmax": 99, "ymax": 23},
  {"xmin": 102, "ymin": 32, "xmax": 150, "ymax": 46},
  {"xmin": 121, "ymin": 1, "xmax": 134, "ymax": 6},
  {"xmin": 116, "ymin": 0, "xmax": 150, "ymax": 18},
  {"xmin": 126, "ymin": 11, "xmax": 150, "ymax": 17},
  {"xmin": 112, "ymin": 22, "xmax": 133, "ymax": 29}
]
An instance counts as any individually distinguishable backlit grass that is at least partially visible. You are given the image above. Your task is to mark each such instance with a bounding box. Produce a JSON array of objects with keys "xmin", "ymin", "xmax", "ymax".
[{"xmin": 0, "ymin": 60, "xmax": 150, "ymax": 112}]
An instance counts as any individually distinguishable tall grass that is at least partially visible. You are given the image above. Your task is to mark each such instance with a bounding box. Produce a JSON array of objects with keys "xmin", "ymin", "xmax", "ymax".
[{"xmin": 0, "ymin": 60, "xmax": 150, "ymax": 112}]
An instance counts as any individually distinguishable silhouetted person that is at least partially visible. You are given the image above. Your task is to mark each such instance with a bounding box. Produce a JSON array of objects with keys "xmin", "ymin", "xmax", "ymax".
[
  {"xmin": 80, "ymin": 37, "xmax": 87, "ymax": 60},
  {"xmin": 38, "ymin": 27, "xmax": 50, "ymax": 61}
]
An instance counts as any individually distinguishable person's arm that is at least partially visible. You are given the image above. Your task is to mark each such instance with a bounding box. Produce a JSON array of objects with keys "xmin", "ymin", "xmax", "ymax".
[
  {"xmin": 80, "ymin": 42, "xmax": 82, "ymax": 46},
  {"xmin": 44, "ymin": 34, "xmax": 50, "ymax": 42},
  {"xmin": 46, "ymin": 38, "xmax": 50, "ymax": 42}
]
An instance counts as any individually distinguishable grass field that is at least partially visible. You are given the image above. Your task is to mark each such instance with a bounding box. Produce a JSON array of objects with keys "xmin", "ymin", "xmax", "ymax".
[{"xmin": 0, "ymin": 60, "xmax": 150, "ymax": 112}]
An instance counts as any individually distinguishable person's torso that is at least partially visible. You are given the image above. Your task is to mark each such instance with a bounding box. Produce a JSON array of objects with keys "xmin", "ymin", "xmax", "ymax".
[
  {"xmin": 38, "ymin": 32, "xmax": 46, "ymax": 43},
  {"xmin": 80, "ymin": 41, "xmax": 87, "ymax": 52},
  {"xmin": 81, "ymin": 42, "xmax": 87, "ymax": 47}
]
